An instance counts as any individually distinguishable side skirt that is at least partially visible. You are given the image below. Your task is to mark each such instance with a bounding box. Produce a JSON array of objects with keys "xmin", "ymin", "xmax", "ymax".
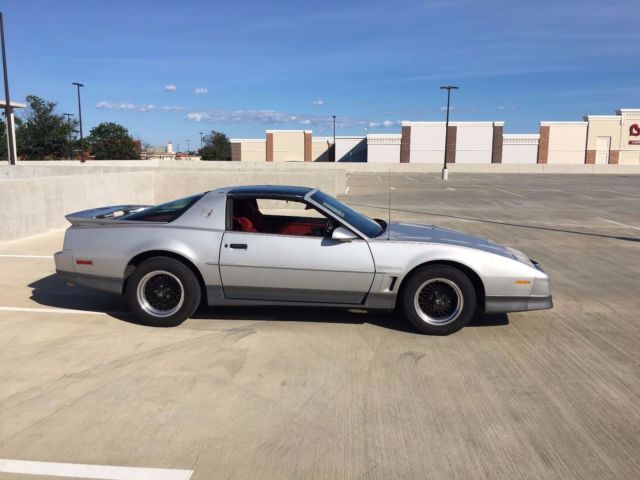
[{"xmin": 206, "ymin": 285, "xmax": 394, "ymax": 310}]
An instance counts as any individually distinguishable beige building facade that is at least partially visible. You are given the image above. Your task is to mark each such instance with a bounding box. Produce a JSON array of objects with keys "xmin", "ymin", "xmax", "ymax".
[
  {"xmin": 230, "ymin": 139, "xmax": 265, "ymax": 162},
  {"xmin": 312, "ymin": 137, "xmax": 332, "ymax": 162},
  {"xmin": 535, "ymin": 109, "xmax": 640, "ymax": 165},
  {"xmin": 538, "ymin": 122, "xmax": 588, "ymax": 165},
  {"xmin": 335, "ymin": 136, "xmax": 366, "ymax": 162},
  {"xmin": 367, "ymin": 134, "xmax": 401, "ymax": 163},
  {"xmin": 229, "ymin": 108, "xmax": 639, "ymax": 165},
  {"xmin": 502, "ymin": 134, "xmax": 540, "ymax": 164},
  {"xmin": 400, "ymin": 121, "xmax": 504, "ymax": 164},
  {"xmin": 271, "ymin": 130, "xmax": 308, "ymax": 162}
]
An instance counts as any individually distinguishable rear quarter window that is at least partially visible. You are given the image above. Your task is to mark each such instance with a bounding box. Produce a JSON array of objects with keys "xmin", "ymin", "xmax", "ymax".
[{"xmin": 121, "ymin": 193, "xmax": 205, "ymax": 223}]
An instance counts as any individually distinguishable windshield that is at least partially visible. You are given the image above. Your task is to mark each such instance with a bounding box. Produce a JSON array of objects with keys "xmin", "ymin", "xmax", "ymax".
[
  {"xmin": 310, "ymin": 190, "xmax": 384, "ymax": 238},
  {"xmin": 121, "ymin": 193, "xmax": 205, "ymax": 222}
]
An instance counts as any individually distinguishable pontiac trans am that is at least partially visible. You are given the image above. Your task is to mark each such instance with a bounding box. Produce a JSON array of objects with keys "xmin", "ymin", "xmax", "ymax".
[{"xmin": 54, "ymin": 185, "xmax": 552, "ymax": 335}]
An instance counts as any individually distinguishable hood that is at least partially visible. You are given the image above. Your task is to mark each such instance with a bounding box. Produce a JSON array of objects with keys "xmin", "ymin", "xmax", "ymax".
[{"xmin": 385, "ymin": 222, "xmax": 515, "ymax": 259}]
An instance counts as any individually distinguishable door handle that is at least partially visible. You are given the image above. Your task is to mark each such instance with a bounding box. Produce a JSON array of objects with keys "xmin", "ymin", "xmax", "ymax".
[{"xmin": 229, "ymin": 243, "xmax": 248, "ymax": 250}]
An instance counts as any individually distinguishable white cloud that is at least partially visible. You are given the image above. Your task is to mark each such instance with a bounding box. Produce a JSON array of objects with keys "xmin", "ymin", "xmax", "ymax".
[
  {"xmin": 96, "ymin": 100, "xmax": 401, "ymax": 130},
  {"xmin": 185, "ymin": 110, "xmax": 404, "ymax": 130},
  {"xmin": 194, "ymin": 87, "xmax": 208, "ymax": 95},
  {"xmin": 185, "ymin": 109, "xmax": 311, "ymax": 124},
  {"xmin": 497, "ymin": 106, "xmax": 506, "ymax": 111},
  {"xmin": 312, "ymin": 99, "xmax": 324, "ymax": 106},
  {"xmin": 96, "ymin": 101, "xmax": 184, "ymax": 112},
  {"xmin": 367, "ymin": 119, "xmax": 402, "ymax": 129},
  {"xmin": 164, "ymin": 84, "xmax": 177, "ymax": 92}
]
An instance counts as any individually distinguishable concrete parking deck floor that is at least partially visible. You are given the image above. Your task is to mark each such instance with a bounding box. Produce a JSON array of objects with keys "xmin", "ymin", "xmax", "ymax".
[{"xmin": 1, "ymin": 174, "xmax": 639, "ymax": 479}]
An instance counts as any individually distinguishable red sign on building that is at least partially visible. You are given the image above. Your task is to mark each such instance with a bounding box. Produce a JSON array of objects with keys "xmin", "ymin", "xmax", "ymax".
[{"xmin": 629, "ymin": 124, "xmax": 640, "ymax": 144}]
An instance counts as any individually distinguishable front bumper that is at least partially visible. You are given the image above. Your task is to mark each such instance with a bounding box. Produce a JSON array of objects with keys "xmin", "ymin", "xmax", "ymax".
[
  {"xmin": 485, "ymin": 295, "xmax": 553, "ymax": 314},
  {"xmin": 485, "ymin": 257, "xmax": 553, "ymax": 313}
]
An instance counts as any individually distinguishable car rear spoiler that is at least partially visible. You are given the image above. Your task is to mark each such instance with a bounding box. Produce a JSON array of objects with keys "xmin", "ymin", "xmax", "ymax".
[{"xmin": 65, "ymin": 205, "xmax": 151, "ymax": 225}]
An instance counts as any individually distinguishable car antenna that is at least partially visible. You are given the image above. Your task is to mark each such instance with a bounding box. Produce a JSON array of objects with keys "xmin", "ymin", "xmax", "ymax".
[{"xmin": 387, "ymin": 168, "xmax": 392, "ymax": 240}]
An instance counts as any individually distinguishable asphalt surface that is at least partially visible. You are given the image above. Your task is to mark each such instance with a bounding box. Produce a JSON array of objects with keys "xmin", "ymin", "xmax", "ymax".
[{"xmin": 1, "ymin": 173, "xmax": 639, "ymax": 479}]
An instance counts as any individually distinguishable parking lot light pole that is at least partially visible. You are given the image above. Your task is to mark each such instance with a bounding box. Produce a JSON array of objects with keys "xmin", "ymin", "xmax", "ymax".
[
  {"xmin": 63, "ymin": 113, "xmax": 74, "ymax": 159},
  {"xmin": 440, "ymin": 85, "xmax": 458, "ymax": 180},
  {"xmin": 72, "ymin": 82, "xmax": 85, "ymax": 162},
  {"xmin": 1, "ymin": 12, "xmax": 16, "ymax": 165},
  {"xmin": 332, "ymin": 115, "xmax": 336, "ymax": 143},
  {"xmin": 332, "ymin": 115, "xmax": 336, "ymax": 162}
]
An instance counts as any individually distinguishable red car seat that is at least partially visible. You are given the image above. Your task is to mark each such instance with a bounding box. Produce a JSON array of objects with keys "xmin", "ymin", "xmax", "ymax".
[
  {"xmin": 233, "ymin": 199, "xmax": 262, "ymax": 232},
  {"xmin": 234, "ymin": 216, "xmax": 257, "ymax": 233}
]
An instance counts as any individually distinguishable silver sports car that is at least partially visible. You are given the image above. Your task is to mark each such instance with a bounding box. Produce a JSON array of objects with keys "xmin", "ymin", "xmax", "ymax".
[{"xmin": 55, "ymin": 185, "xmax": 552, "ymax": 335}]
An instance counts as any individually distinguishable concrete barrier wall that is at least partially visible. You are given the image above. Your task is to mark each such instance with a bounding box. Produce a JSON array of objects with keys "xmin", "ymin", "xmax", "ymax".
[
  {"xmin": 0, "ymin": 165, "xmax": 347, "ymax": 242},
  {"xmin": 0, "ymin": 172, "xmax": 155, "ymax": 242},
  {"xmin": 3, "ymin": 159, "xmax": 640, "ymax": 174},
  {"xmin": 1, "ymin": 160, "xmax": 639, "ymax": 242}
]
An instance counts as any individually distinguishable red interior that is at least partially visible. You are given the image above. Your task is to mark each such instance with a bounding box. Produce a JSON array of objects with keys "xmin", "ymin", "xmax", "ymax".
[{"xmin": 232, "ymin": 198, "xmax": 327, "ymax": 237}]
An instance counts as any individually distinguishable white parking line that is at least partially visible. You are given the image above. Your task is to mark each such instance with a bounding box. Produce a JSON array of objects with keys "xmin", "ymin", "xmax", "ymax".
[
  {"xmin": 544, "ymin": 189, "xmax": 593, "ymax": 199},
  {"xmin": 493, "ymin": 188, "xmax": 524, "ymax": 198},
  {"xmin": 601, "ymin": 189, "xmax": 640, "ymax": 198},
  {"xmin": 0, "ymin": 254, "xmax": 52, "ymax": 258},
  {"xmin": 404, "ymin": 176, "xmax": 419, "ymax": 183},
  {"xmin": 0, "ymin": 458, "xmax": 193, "ymax": 480},
  {"xmin": 0, "ymin": 306, "xmax": 122, "ymax": 316},
  {"xmin": 599, "ymin": 218, "xmax": 640, "ymax": 231}
]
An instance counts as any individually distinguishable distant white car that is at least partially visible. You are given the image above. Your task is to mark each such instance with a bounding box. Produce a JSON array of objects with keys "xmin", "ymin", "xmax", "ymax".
[{"xmin": 55, "ymin": 185, "xmax": 552, "ymax": 335}]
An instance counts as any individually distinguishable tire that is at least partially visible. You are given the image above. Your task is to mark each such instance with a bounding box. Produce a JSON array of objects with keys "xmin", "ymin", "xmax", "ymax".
[
  {"xmin": 400, "ymin": 265, "xmax": 476, "ymax": 335},
  {"xmin": 125, "ymin": 256, "xmax": 201, "ymax": 327}
]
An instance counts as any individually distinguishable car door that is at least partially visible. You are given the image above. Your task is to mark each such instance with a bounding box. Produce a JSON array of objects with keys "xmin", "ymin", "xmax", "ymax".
[{"xmin": 218, "ymin": 198, "xmax": 375, "ymax": 304}]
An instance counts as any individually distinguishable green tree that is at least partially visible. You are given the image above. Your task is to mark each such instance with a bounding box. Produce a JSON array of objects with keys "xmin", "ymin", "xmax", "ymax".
[
  {"xmin": 87, "ymin": 122, "xmax": 140, "ymax": 160},
  {"xmin": 0, "ymin": 114, "xmax": 24, "ymax": 160},
  {"xmin": 200, "ymin": 131, "xmax": 231, "ymax": 160},
  {"xmin": 16, "ymin": 95, "xmax": 75, "ymax": 160}
]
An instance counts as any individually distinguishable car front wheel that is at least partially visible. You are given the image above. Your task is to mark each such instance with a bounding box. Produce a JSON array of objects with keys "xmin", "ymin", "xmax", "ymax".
[
  {"xmin": 401, "ymin": 265, "xmax": 476, "ymax": 335},
  {"xmin": 125, "ymin": 256, "xmax": 201, "ymax": 327}
]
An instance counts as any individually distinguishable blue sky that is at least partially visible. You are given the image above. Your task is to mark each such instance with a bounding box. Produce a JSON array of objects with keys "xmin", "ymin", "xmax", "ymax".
[{"xmin": 2, "ymin": 0, "xmax": 638, "ymax": 147}]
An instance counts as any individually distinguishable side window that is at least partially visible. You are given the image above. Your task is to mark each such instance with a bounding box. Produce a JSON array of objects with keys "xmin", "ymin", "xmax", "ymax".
[{"xmin": 231, "ymin": 197, "xmax": 331, "ymax": 237}]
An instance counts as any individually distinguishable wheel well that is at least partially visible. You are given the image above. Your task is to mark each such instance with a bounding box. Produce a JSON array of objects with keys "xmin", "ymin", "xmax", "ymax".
[
  {"xmin": 123, "ymin": 250, "xmax": 207, "ymax": 304},
  {"xmin": 397, "ymin": 261, "xmax": 485, "ymax": 311}
]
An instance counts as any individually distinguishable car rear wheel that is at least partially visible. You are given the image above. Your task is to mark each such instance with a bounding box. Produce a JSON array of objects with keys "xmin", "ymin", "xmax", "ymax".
[
  {"xmin": 125, "ymin": 256, "xmax": 201, "ymax": 327},
  {"xmin": 401, "ymin": 265, "xmax": 476, "ymax": 335}
]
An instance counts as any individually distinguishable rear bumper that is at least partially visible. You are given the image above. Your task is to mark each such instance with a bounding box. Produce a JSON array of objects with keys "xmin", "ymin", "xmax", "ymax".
[
  {"xmin": 54, "ymin": 250, "xmax": 122, "ymax": 294},
  {"xmin": 485, "ymin": 295, "xmax": 553, "ymax": 314},
  {"xmin": 54, "ymin": 250, "xmax": 75, "ymax": 274}
]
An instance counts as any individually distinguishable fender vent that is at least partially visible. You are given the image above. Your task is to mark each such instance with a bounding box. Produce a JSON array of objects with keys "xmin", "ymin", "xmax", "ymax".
[{"xmin": 385, "ymin": 276, "xmax": 398, "ymax": 292}]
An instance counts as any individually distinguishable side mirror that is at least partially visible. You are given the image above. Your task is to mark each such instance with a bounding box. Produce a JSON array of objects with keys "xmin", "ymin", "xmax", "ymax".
[{"xmin": 332, "ymin": 227, "xmax": 357, "ymax": 242}]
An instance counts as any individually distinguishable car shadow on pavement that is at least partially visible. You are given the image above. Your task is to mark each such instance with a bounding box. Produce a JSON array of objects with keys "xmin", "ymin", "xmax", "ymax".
[{"xmin": 29, "ymin": 274, "xmax": 508, "ymax": 334}]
